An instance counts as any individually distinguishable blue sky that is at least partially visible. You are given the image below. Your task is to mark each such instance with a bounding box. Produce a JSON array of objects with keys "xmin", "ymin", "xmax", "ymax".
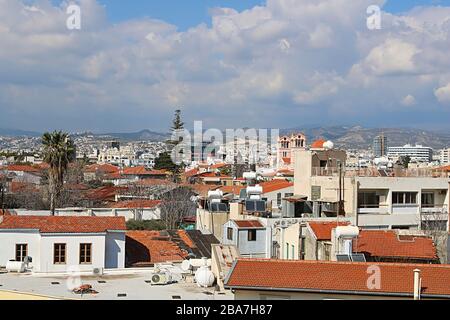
[
  {"xmin": 4, "ymin": 0, "xmax": 450, "ymax": 132},
  {"xmin": 54, "ymin": 0, "xmax": 450, "ymax": 30}
]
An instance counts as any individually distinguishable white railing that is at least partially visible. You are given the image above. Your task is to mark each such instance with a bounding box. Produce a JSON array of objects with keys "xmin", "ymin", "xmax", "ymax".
[{"xmin": 312, "ymin": 167, "xmax": 449, "ymax": 178}]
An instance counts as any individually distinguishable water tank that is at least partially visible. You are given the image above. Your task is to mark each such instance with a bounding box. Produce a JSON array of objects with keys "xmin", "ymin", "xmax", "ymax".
[
  {"xmin": 207, "ymin": 190, "xmax": 223, "ymax": 199},
  {"xmin": 335, "ymin": 226, "xmax": 359, "ymax": 238},
  {"xmin": 323, "ymin": 141, "xmax": 334, "ymax": 150},
  {"xmin": 194, "ymin": 258, "xmax": 215, "ymax": 288},
  {"xmin": 243, "ymin": 172, "xmax": 257, "ymax": 180},
  {"xmin": 181, "ymin": 260, "xmax": 192, "ymax": 272},
  {"xmin": 6, "ymin": 260, "xmax": 26, "ymax": 273},
  {"xmin": 189, "ymin": 258, "xmax": 212, "ymax": 268},
  {"xmin": 246, "ymin": 185, "xmax": 263, "ymax": 195}
]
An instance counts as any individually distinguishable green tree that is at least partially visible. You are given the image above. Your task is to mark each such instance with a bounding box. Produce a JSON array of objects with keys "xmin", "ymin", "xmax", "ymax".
[
  {"xmin": 171, "ymin": 109, "xmax": 184, "ymax": 132},
  {"xmin": 41, "ymin": 131, "xmax": 76, "ymax": 215},
  {"xmin": 154, "ymin": 152, "xmax": 177, "ymax": 172}
]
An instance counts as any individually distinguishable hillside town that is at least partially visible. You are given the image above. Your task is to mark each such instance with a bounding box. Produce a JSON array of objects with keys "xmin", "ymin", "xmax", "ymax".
[{"xmin": 0, "ymin": 110, "xmax": 449, "ymax": 301}]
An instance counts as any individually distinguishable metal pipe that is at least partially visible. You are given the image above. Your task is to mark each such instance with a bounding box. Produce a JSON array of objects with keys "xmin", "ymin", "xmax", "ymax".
[{"xmin": 414, "ymin": 269, "xmax": 421, "ymax": 300}]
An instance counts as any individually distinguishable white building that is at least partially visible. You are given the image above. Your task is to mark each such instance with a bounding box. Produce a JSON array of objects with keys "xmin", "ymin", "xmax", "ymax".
[
  {"xmin": 294, "ymin": 148, "xmax": 450, "ymax": 231},
  {"xmin": 388, "ymin": 144, "xmax": 433, "ymax": 163},
  {"xmin": 0, "ymin": 215, "xmax": 126, "ymax": 273},
  {"xmin": 441, "ymin": 148, "xmax": 450, "ymax": 165}
]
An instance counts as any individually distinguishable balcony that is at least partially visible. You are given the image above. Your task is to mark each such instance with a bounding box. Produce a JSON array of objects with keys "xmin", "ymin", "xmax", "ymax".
[
  {"xmin": 357, "ymin": 204, "xmax": 389, "ymax": 215},
  {"xmin": 421, "ymin": 204, "xmax": 448, "ymax": 221}
]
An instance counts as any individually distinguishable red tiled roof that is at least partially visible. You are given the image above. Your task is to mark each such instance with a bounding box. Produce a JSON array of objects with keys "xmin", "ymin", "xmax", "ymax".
[
  {"xmin": 10, "ymin": 181, "xmax": 38, "ymax": 193},
  {"xmin": 184, "ymin": 168, "xmax": 200, "ymax": 177},
  {"xmin": 220, "ymin": 180, "xmax": 293, "ymax": 195},
  {"xmin": 311, "ymin": 139, "xmax": 326, "ymax": 149},
  {"xmin": 259, "ymin": 179, "xmax": 293, "ymax": 193},
  {"xmin": 6, "ymin": 164, "xmax": 40, "ymax": 173},
  {"xmin": 0, "ymin": 216, "xmax": 126, "ymax": 233},
  {"xmin": 85, "ymin": 186, "xmax": 126, "ymax": 201},
  {"xmin": 122, "ymin": 166, "xmax": 167, "ymax": 176},
  {"xmin": 126, "ymin": 230, "xmax": 191, "ymax": 265},
  {"xmin": 353, "ymin": 230, "xmax": 438, "ymax": 260},
  {"xmin": 84, "ymin": 163, "xmax": 119, "ymax": 174},
  {"xmin": 308, "ymin": 221, "xmax": 351, "ymax": 241},
  {"xmin": 233, "ymin": 220, "xmax": 264, "ymax": 228},
  {"xmin": 225, "ymin": 259, "xmax": 450, "ymax": 297},
  {"xmin": 109, "ymin": 200, "xmax": 162, "ymax": 209}
]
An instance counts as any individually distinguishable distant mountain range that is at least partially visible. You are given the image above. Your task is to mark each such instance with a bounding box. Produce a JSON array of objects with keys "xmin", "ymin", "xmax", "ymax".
[
  {"xmin": 282, "ymin": 126, "xmax": 450, "ymax": 150},
  {"xmin": 2, "ymin": 126, "xmax": 450, "ymax": 150},
  {"xmin": 0, "ymin": 128, "xmax": 41, "ymax": 137}
]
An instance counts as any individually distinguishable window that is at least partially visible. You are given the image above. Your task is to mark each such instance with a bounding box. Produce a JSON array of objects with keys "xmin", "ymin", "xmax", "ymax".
[
  {"xmin": 291, "ymin": 245, "xmax": 295, "ymax": 260},
  {"xmin": 392, "ymin": 192, "xmax": 417, "ymax": 205},
  {"xmin": 277, "ymin": 193, "xmax": 282, "ymax": 207},
  {"xmin": 54, "ymin": 244, "xmax": 66, "ymax": 264},
  {"xmin": 286, "ymin": 243, "xmax": 289, "ymax": 259},
  {"xmin": 79, "ymin": 243, "xmax": 92, "ymax": 264},
  {"xmin": 15, "ymin": 244, "xmax": 27, "ymax": 262},
  {"xmin": 421, "ymin": 193, "xmax": 434, "ymax": 208},
  {"xmin": 358, "ymin": 192, "xmax": 380, "ymax": 208},
  {"xmin": 227, "ymin": 227, "xmax": 233, "ymax": 241},
  {"xmin": 248, "ymin": 229, "xmax": 257, "ymax": 241}
]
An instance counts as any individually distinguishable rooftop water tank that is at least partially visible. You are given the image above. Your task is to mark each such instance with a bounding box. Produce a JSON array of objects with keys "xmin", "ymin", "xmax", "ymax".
[
  {"xmin": 335, "ymin": 226, "xmax": 359, "ymax": 238},
  {"xmin": 194, "ymin": 258, "xmax": 215, "ymax": 288},
  {"xmin": 6, "ymin": 260, "xmax": 26, "ymax": 273},
  {"xmin": 323, "ymin": 140, "xmax": 334, "ymax": 150},
  {"xmin": 243, "ymin": 172, "xmax": 257, "ymax": 180}
]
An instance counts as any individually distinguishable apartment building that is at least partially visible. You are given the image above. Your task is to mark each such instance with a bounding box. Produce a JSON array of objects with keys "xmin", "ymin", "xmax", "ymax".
[
  {"xmin": 293, "ymin": 148, "xmax": 450, "ymax": 231},
  {"xmin": 388, "ymin": 144, "xmax": 433, "ymax": 163},
  {"xmin": 441, "ymin": 148, "xmax": 450, "ymax": 165}
]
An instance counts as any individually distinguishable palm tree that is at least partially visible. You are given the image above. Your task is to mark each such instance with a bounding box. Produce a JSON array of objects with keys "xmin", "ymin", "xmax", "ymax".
[{"xmin": 42, "ymin": 131, "xmax": 75, "ymax": 215}]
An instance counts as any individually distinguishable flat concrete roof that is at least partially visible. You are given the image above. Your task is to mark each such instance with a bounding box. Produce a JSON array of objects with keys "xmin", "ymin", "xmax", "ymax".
[{"xmin": 0, "ymin": 272, "xmax": 233, "ymax": 300}]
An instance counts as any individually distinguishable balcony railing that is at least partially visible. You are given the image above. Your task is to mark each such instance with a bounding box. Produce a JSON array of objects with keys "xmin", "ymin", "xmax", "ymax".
[
  {"xmin": 357, "ymin": 204, "xmax": 389, "ymax": 214},
  {"xmin": 312, "ymin": 167, "xmax": 449, "ymax": 178}
]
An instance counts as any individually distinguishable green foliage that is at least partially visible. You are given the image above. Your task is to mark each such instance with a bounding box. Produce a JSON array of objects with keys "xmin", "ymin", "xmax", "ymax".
[
  {"xmin": 171, "ymin": 109, "xmax": 184, "ymax": 131},
  {"xmin": 126, "ymin": 219, "xmax": 166, "ymax": 231},
  {"xmin": 154, "ymin": 152, "xmax": 177, "ymax": 172}
]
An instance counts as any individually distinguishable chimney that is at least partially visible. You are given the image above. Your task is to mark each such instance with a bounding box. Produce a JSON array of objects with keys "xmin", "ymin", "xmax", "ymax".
[{"xmin": 413, "ymin": 269, "xmax": 421, "ymax": 300}]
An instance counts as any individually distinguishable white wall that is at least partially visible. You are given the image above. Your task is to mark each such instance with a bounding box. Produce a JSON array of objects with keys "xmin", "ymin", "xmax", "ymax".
[
  {"xmin": 39, "ymin": 234, "xmax": 106, "ymax": 273},
  {"xmin": 105, "ymin": 232, "xmax": 125, "ymax": 269},
  {"xmin": 0, "ymin": 231, "xmax": 41, "ymax": 269}
]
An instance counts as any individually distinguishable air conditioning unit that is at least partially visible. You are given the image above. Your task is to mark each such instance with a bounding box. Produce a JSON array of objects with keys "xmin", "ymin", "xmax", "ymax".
[
  {"xmin": 93, "ymin": 267, "xmax": 104, "ymax": 276},
  {"xmin": 150, "ymin": 272, "xmax": 172, "ymax": 285}
]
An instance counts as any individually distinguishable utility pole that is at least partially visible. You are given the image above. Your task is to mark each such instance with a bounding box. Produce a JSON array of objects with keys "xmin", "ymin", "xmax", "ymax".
[{"xmin": 0, "ymin": 182, "xmax": 4, "ymax": 215}]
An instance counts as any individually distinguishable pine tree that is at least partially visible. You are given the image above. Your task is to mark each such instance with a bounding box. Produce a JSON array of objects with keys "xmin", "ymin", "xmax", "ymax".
[{"xmin": 171, "ymin": 109, "xmax": 184, "ymax": 132}]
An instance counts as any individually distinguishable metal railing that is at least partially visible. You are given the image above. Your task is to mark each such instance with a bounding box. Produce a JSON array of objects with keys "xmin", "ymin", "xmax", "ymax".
[{"xmin": 312, "ymin": 167, "xmax": 449, "ymax": 178}]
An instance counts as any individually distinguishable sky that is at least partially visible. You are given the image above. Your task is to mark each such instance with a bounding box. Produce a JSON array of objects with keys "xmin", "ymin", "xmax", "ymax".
[{"xmin": 2, "ymin": 0, "xmax": 450, "ymax": 133}]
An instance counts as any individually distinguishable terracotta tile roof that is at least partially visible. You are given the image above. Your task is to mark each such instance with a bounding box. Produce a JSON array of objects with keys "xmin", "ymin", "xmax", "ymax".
[
  {"xmin": 109, "ymin": 200, "xmax": 162, "ymax": 209},
  {"xmin": 122, "ymin": 166, "xmax": 167, "ymax": 176},
  {"xmin": 220, "ymin": 185, "xmax": 245, "ymax": 195},
  {"xmin": 233, "ymin": 220, "xmax": 264, "ymax": 228},
  {"xmin": 353, "ymin": 230, "xmax": 438, "ymax": 260},
  {"xmin": 0, "ymin": 216, "xmax": 126, "ymax": 233},
  {"xmin": 6, "ymin": 164, "xmax": 40, "ymax": 173},
  {"xmin": 308, "ymin": 221, "xmax": 351, "ymax": 241},
  {"xmin": 259, "ymin": 179, "xmax": 293, "ymax": 193},
  {"xmin": 184, "ymin": 168, "xmax": 200, "ymax": 177},
  {"xmin": 219, "ymin": 180, "xmax": 293, "ymax": 195},
  {"xmin": 85, "ymin": 186, "xmax": 126, "ymax": 201},
  {"xmin": 84, "ymin": 163, "xmax": 119, "ymax": 174},
  {"xmin": 126, "ymin": 230, "xmax": 190, "ymax": 265},
  {"xmin": 311, "ymin": 139, "xmax": 326, "ymax": 149},
  {"xmin": 10, "ymin": 181, "xmax": 38, "ymax": 193},
  {"xmin": 225, "ymin": 259, "xmax": 450, "ymax": 298}
]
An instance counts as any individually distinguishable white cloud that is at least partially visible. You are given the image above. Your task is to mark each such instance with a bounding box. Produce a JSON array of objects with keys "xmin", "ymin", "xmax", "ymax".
[
  {"xmin": 435, "ymin": 83, "xmax": 450, "ymax": 104},
  {"xmin": 0, "ymin": 0, "xmax": 449, "ymax": 131},
  {"xmin": 401, "ymin": 95, "xmax": 416, "ymax": 106}
]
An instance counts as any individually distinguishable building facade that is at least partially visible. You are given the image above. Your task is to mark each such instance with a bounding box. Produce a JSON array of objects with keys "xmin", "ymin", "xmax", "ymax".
[{"xmin": 388, "ymin": 144, "xmax": 433, "ymax": 163}]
